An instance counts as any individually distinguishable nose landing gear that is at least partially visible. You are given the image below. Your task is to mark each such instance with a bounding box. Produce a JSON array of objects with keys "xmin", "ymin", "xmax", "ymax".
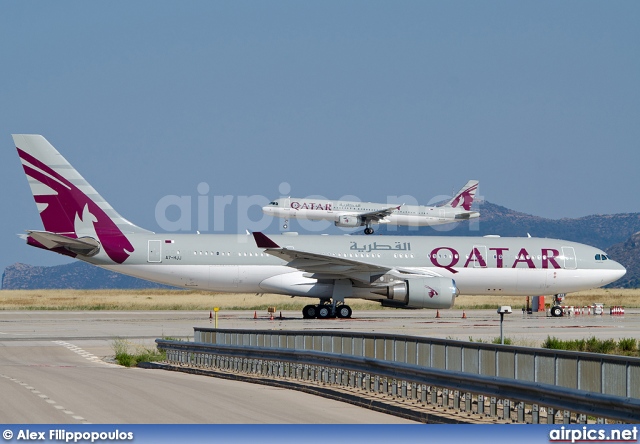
[{"xmin": 550, "ymin": 293, "xmax": 566, "ymax": 317}]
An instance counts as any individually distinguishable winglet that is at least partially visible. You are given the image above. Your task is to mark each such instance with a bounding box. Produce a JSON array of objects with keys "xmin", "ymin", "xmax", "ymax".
[{"xmin": 253, "ymin": 232, "xmax": 281, "ymax": 249}]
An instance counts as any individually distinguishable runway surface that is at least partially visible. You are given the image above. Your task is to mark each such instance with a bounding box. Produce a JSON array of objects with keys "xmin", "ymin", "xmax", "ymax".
[{"xmin": 0, "ymin": 308, "xmax": 637, "ymax": 423}]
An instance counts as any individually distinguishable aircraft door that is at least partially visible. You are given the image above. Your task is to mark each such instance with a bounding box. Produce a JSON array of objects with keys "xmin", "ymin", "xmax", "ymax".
[
  {"xmin": 561, "ymin": 247, "xmax": 577, "ymax": 269},
  {"xmin": 472, "ymin": 245, "xmax": 487, "ymax": 268},
  {"xmin": 439, "ymin": 209, "xmax": 446, "ymax": 221},
  {"xmin": 148, "ymin": 240, "xmax": 162, "ymax": 263}
]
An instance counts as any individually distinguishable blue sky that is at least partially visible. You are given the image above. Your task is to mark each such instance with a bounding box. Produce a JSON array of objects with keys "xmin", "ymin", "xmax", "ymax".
[{"xmin": 1, "ymin": 1, "xmax": 639, "ymax": 271}]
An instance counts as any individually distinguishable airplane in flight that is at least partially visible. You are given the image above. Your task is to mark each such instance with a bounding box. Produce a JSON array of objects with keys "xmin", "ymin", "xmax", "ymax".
[
  {"xmin": 262, "ymin": 180, "xmax": 480, "ymax": 234},
  {"xmin": 13, "ymin": 135, "xmax": 625, "ymax": 319}
]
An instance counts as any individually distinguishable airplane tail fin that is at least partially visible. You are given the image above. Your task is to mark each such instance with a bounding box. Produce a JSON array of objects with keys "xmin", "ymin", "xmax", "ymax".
[
  {"xmin": 443, "ymin": 180, "xmax": 479, "ymax": 211},
  {"xmin": 13, "ymin": 134, "xmax": 151, "ymax": 263}
]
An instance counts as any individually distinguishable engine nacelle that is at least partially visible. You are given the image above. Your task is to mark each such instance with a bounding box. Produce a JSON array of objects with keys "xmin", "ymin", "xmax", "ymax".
[
  {"xmin": 382, "ymin": 277, "xmax": 458, "ymax": 309},
  {"xmin": 335, "ymin": 215, "xmax": 361, "ymax": 228}
]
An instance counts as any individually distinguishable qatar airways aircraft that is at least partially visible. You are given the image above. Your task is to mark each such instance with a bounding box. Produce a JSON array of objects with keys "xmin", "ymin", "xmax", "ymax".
[
  {"xmin": 13, "ymin": 135, "xmax": 625, "ymax": 319},
  {"xmin": 263, "ymin": 180, "xmax": 480, "ymax": 234}
]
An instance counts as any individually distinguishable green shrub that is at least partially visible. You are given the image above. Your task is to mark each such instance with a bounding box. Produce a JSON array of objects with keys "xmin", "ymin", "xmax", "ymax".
[
  {"xmin": 585, "ymin": 336, "xmax": 600, "ymax": 353},
  {"xmin": 492, "ymin": 337, "xmax": 512, "ymax": 345},
  {"xmin": 596, "ymin": 339, "xmax": 617, "ymax": 354},
  {"xmin": 618, "ymin": 338, "xmax": 637, "ymax": 352},
  {"xmin": 542, "ymin": 335, "xmax": 637, "ymax": 356},
  {"xmin": 542, "ymin": 336, "xmax": 563, "ymax": 349},
  {"xmin": 112, "ymin": 338, "xmax": 165, "ymax": 367}
]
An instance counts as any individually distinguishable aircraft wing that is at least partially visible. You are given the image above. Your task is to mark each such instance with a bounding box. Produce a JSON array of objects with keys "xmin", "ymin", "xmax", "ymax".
[
  {"xmin": 356, "ymin": 205, "xmax": 401, "ymax": 222},
  {"xmin": 252, "ymin": 232, "xmax": 441, "ymax": 284},
  {"xmin": 25, "ymin": 230, "xmax": 101, "ymax": 256}
]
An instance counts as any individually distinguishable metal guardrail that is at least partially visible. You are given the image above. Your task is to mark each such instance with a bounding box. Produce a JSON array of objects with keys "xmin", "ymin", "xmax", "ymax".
[
  {"xmin": 193, "ymin": 328, "xmax": 640, "ymax": 399},
  {"xmin": 156, "ymin": 339, "xmax": 640, "ymax": 424}
]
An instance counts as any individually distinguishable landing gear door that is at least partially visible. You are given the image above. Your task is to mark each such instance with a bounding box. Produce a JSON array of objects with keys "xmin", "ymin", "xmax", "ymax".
[{"xmin": 148, "ymin": 240, "xmax": 162, "ymax": 263}]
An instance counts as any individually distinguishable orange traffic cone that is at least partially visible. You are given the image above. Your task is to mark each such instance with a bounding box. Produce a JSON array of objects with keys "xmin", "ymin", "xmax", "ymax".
[
  {"xmin": 436, "ymin": 310, "xmax": 440, "ymax": 318},
  {"xmin": 253, "ymin": 311, "xmax": 257, "ymax": 319},
  {"xmin": 269, "ymin": 312, "xmax": 274, "ymax": 321},
  {"xmin": 462, "ymin": 310, "xmax": 467, "ymax": 319}
]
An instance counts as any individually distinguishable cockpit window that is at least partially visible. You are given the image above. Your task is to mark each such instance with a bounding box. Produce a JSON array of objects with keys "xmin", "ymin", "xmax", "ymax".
[
  {"xmin": 269, "ymin": 201, "xmax": 278, "ymax": 206},
  {"xmin": 595, "ymin": 254, "xmax": 609, "ymax": 261}
]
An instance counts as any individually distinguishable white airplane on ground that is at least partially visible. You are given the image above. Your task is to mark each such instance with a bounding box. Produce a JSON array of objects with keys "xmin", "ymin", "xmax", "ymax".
[
  {"xmin": 13, "ymin": 135, "xmax": 625, "ymax": 319},
  {"xmin": 262, "ymin": 180, "xmax": 480, "ymax": 234}
]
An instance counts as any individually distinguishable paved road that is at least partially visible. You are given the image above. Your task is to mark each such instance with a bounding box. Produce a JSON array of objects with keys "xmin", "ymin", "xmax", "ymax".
[
  {"xmin": 1, "ymin": 309, "xmax": 636, "ymax": 424},
  {"xmin": 0, "ymin": 312, "xmax": 417, "ymax": 424}
]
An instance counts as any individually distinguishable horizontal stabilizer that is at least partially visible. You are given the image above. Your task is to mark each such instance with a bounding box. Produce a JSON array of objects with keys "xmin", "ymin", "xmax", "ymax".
[
  {"xmin": 26, "ymin": 230, "xmax": 101, "ymax": 257},
  {"xmin": 454, "ymin": 211, "xmax": 480, "ymax": 220}
]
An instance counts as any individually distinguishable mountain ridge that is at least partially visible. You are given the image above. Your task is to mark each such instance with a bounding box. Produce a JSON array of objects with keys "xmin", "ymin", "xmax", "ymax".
[{"xmin": 380, "ymin": 201, "xmax": 640, "ymax": 251}]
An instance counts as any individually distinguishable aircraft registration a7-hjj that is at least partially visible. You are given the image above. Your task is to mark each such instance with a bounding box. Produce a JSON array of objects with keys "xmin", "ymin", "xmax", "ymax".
[
  {"xmin": 262, "ymin": 180, "xmax": 480, "ymax": 234},
  {"xmin": 13, "ymin": 135, "xmax": 625, "ymax": 319}
]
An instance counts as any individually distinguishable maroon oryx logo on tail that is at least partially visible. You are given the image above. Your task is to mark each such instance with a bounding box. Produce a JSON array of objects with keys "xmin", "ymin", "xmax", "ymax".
[
  {"xmin": 449, "ymin": 183, "xmax": 478, "ymax": 211},
  {"xmin": 18, "ymin": 148, "xmax": 134, "ymax": 264}
]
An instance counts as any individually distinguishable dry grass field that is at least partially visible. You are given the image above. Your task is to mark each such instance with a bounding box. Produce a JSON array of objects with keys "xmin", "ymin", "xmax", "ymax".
[{"xmin": 0, "ymin": 288, "xmax": 638, "ymax": 311}]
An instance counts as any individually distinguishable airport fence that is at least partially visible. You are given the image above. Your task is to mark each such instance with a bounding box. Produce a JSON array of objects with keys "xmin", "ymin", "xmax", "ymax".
[
  {"xmin": 155, "ymin": 339, "xmax": 640, "ymax": 424},
  {"xmin": 154, "ymin": 328, "xmax": 640, "ymax": 423},
  {"xmin": 193, "ymin": 328, "xmax": 640, "ymax": 399}
]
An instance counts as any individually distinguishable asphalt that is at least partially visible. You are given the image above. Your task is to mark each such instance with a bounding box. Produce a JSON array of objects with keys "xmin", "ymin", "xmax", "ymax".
[{"xmin": 0, "ymin": 308, "xmax": 636, "ymax": 424}]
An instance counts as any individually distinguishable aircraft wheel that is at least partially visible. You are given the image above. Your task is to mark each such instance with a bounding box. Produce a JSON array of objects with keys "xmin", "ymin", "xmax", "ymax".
[
  {"xmin": 364, "ymin": 228, "xmax": 374, "ymax": 235},
  {"xmin": 317, "ymin": 305, "xmax": 331, "ymax": 319},
  {"xmin": 336, "ymin": 305, "xmax": 352, "ymax": 319},
  {"xmin": 551, "ymin": 306, "xmax": 563, "ymax": 317},
  {"xmin": 302, "ymin": 305, "xmax": 317, "ymax": 319},
  {"xmin": 283, "ymin": 224, "xmax": 288, "ymax": 229}
]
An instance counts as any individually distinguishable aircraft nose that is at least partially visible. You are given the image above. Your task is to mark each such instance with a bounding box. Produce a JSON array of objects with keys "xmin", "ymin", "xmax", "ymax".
[
  {"xmin": 612, "ymin": 261, "xmax": 626, "ymax": 279},
  {"xmin": 607, "ymin": 260, "xmax": 626, "ymax": 282}
]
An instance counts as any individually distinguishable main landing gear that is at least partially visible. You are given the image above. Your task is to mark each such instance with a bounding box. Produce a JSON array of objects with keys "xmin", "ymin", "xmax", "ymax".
[
  {"xmin": 364, "ymin": 225, "xmax": 374, "ymax": 235},
  {"xmin": 302, "ymin": 302, "xmax": 353, "ymax": 319}
]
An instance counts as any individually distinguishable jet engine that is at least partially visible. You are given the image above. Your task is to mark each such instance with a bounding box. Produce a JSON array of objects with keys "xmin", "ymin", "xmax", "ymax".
[
  {"xmin": 377, "ymin": 277, "xmax": 458, "ymax": 309},
  {"xmin": 335, "ymin": 215, "xmax": 361, "ymax": 228}
]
